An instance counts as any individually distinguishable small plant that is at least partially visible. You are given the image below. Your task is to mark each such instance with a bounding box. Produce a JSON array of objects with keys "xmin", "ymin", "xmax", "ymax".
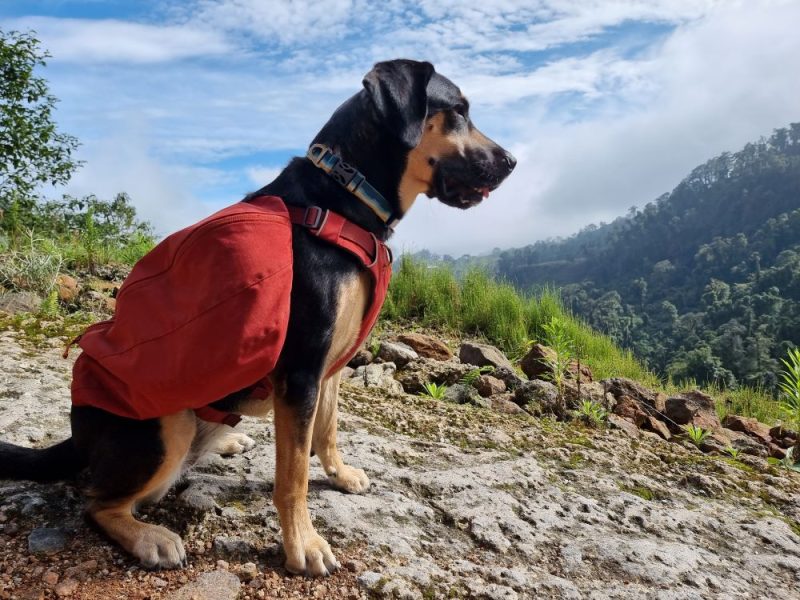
[
  {"xmin": 723, "ymin": 446, "xmax": 741, "ymax": 459},
  {"xmin": 0, "ymin": 229, "xmax": 63, "ymax": 296},
  {"xmin": 778, "ymin": 347, "xmax": 800, "ymax": 433},
  {"xmin": 574, "ymin": 399, "xmax": 608, "ymax": 426},
  {"xmin": 419, "ymin": 382, "xmax": 448, "ymax": 399},
  {"xmin": 684, "ymin": 423, "xmax": 711, "ymax": 447},
  {"xmin": 541, "ymin": 316, "xmax": 574, "ymax": 400},
  {"xmin": 460, "ymin": 365, "xmax": 494, "ymax": 386}
]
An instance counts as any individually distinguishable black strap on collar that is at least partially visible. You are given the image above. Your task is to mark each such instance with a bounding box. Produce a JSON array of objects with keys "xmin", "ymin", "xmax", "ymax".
[{"xmin": 306, "ymin": 144, "xmax": 398, "ymax": 230}]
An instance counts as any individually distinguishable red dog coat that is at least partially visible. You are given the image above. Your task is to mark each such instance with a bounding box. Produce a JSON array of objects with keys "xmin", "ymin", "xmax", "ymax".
[{"xmin": 70, "ymin": 195, "xmax": 392, "ymax": 424}]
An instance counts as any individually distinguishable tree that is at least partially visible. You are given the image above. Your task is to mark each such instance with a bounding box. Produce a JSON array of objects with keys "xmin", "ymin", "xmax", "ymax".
[{"xmin": 0, "ymin": 29, "xmax": 81, "ymax": 216}]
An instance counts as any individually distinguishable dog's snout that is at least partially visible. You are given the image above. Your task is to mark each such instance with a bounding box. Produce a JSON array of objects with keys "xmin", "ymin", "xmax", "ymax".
[{"xmin": 501, "ymin": 150, "xmax": 516, "ymax": 174}]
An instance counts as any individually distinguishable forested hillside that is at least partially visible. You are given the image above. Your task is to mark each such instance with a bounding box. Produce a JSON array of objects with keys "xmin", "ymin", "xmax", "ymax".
[{"xmin": 495, "ymin": 124, "xmax": 800, "ymax": 390}]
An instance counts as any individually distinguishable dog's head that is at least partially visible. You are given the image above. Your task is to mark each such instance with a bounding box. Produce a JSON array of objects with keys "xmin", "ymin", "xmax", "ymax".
[{"xmin": 361, "ymin": 59, "xmax": 516, "ymax": 213}]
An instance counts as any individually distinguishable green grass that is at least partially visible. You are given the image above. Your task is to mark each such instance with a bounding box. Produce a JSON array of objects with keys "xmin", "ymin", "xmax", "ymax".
[{"xmin": 383, "ymin": 256, "xmax": 656, "ymax": 384}]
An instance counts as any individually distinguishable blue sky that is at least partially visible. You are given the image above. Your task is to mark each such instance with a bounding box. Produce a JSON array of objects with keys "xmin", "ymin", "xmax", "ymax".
[{"xmin": 3, "ymin": 1, "xmax": 799, "ymax": 255}]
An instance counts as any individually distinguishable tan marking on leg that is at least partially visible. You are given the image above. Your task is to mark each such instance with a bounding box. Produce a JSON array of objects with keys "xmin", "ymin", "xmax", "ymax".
[
  {"xmin": 273, "ymin": 395, "xmax": 338, "ymax": 577},
  {"xmin": 313, "ymin": 371, "xmax": 369, "ymax": 493},
  {"xmin": 88, "ymin": 411, "xmax": 195, "ymax": 569}
]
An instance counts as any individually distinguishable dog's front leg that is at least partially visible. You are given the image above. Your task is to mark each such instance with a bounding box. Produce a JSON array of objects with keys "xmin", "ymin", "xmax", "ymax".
[
  {"xmin": 273, "ymin": 374, "xmax": 338, "ymax": 577},
  {"xmin": 313, "ymin": 371, "xmax": 370, "ymax": 493}
]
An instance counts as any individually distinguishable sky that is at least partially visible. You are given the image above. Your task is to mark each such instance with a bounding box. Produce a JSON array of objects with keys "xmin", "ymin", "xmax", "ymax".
[{"xmin": 2, "ymin": 0, "xmax": 799, "ymax": 256}]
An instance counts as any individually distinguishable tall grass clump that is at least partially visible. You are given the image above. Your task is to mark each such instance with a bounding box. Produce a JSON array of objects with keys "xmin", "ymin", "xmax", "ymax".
[{"xmin": 384, "ymin": 256, "xmax": 654, "ymax": 383}]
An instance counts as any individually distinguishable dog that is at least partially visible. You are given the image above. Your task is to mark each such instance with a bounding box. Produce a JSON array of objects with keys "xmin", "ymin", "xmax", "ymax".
[{"xmin": 0, "ymin": 59, "xmax": 515, "ymax": 577}]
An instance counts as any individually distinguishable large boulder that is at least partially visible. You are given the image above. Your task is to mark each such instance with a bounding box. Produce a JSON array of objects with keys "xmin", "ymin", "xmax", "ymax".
[
  {"xmin": 604, "ymin": 378, "xmax": 666, "ymax": 413},
  {"xmin": 459, "ymin": 341, "xmax": 514, "ymax": 371},
  {"xmin": 395, "ymin": 359, "xmax": 472, "ymax": 395},
  {"xmin": 346, "ymin": 362, "xmax": 404, "ymax": 394},
  {"xmin": 397, "ymin": 333, "xmax": 453, "ymax": 361},
  {"xmin": 665, "ymin": 390, "xmax": 721, "ymax": 432},
  {"xmin": 563, "ymin": 380, "xmax": 614, "ymax": 411},
  {"xmin": 513, "ymin": 380, "xmax": 564, "ymax": 418},
  {"xmin": 520, "ymin": 343, "xmax": 557, "ymax": 380},
  {"xmin": 347, "ymin": 347, "xmax": 373, "ymax": 368},
  {"xmin": 491, "ymin": 366, "xmax": 524, "ymax": 391},
  {"xmin": 377, "ymin": 340, "xmax": 418, "ymax": 368},
  {"xmin": 490, "ymin": 394, "xmax": 525, "ymax": 415}
]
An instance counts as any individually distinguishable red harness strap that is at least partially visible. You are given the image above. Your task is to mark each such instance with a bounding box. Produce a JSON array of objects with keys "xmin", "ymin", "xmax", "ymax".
[{"xmin": 284, "ymin": 203, "xmax": 393, "ymax": 375}]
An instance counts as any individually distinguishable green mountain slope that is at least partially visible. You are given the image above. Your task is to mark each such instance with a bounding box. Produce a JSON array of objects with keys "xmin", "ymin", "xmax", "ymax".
[{"xmin": 495, "ymin": 123, "xmax": 800, "ymax": 389}]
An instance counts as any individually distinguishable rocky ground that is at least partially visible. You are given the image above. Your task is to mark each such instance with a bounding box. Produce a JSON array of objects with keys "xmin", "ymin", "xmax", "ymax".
[{"xmin": 1, "ymin": 327, "xmax": 800, "ymax": 599}]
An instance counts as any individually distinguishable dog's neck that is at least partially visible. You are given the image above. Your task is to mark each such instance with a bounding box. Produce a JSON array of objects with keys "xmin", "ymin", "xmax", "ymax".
[{"xmin": 253, "ymin": 93, "xmax": 411, "ymax": 241}]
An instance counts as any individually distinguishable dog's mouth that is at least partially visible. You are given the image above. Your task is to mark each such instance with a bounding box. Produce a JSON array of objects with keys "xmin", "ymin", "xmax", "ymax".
[{"xmin": 427, "ymin": 166, "xmax": 500, "ymax": 209}]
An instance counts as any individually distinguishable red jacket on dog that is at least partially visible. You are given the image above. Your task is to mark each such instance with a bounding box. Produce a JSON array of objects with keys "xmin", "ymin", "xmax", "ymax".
[{"xmin": 70, "ymin": 195, "xmax": 391, "ymax": 423}]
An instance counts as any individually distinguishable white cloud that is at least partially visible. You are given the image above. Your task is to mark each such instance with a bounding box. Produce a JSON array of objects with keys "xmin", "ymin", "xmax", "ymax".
[{"xmin": 7, "ymin": 16, "xmax": 231, "ymax": 63}]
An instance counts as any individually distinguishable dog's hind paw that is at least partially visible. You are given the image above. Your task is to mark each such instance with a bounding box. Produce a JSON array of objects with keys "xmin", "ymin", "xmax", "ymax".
[
  {"xmin": 284, "ymin": 532, "xmax": 339, "ymax": 577},
  {"xmin": 327, "ymin": 464, "xmax": 370, "ymax": 494},
  {"xmin": 213, "ymin": 432, "xmax": 256, "ymax": 456},
  {"xmin": 132, "ymin": 525, "xmax": 187, "ymax": 570}
]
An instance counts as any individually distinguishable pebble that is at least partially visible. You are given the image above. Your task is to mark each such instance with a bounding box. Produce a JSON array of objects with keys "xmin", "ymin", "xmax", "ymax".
[
  {"xmin": 54, "ymin": 578, "xmax": 79, "ymax": 597},
  {"xmin": 27, "ymin": 528, "xmax": 70, "ymax": 555},
  {"xmin": 42, "ymin": 570, "xmax": 59, "ymax": 586}
]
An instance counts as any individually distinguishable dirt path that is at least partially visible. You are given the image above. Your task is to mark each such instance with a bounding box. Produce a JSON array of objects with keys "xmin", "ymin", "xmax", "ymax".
[{"xmin": 1, "ymin": 330, "xmax": 799, "ymax": 599}]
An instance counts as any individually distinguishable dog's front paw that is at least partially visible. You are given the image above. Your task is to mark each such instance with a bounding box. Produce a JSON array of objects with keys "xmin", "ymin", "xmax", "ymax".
[
  {"xmin": 284, "ymin": 531, "xmax": 339, "ymax": 577},
  {"xmin": 213, "ymin": 432, "xmax": 256, "ymax": 456},
  {"xmin": 327, "ymin": 464, "xmax": 370, "ymax": 494},
  {"xmin": 132, "ymin": 525, "xmax": 186, "ymax": 569}
]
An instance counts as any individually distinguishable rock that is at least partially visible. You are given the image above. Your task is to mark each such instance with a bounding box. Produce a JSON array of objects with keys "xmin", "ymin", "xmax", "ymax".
[
  {"xmin": 719, "ymin": 428, "xmax": 768, "ymax": 456},
  {"xmin": 769, "ymin": 425, "xmax": 798, "ymax": 449},
  {"xmin": 347, "ymin": 362, "xmax": 404, "ymax": 394},
  {"xmin": 56, "ymin": 274, "xmax": 79, "ymax": 303},
  {"xmin": 681, "ymin": 474, "xmax": 725, "ymax": 497},
  {"xmin": 168, "ymin": 569, "xmax": 241, "ymax": 600},
  {"xmin": 604, "ymin": 378, "xmax": 666, "ymax": 413},
  {"xmin": 0, "ymin": 291, "xmax": 42, "ymax": 314},
  {"xmin": 28, "ymin": 527, "xmax": 70, "ymax": 555},
  {"xmin": 607, "ymin": 414, "xmax": 640, "ymax": 439},
  {"xmin": 397, "ymin": 333, "xmax": 453, "ymax": 361},
  {"xmin": 491, "ymin": 366, "xmax": 524, "ymax": 391},
  {"xmin": 459, "ymin": 341, "xmax": 514, "ymax": 371},
  {"xmin": 377, "ymin": 340, "xmax": 419, "ymax": 367},
  {"xmin": 475, "ymin": 375, "xmax": 506, "ymax": 397},
  {"xmin": 723, "ymin": 415, "xmax": 772, "ymax": 445},
  {"xmin": 520, "ymin": 343, "xmax": 557, "ymax": 380},
  {"xmin": 236, "ymin": 562, "xmax": 259, "ymax": 582},
  {"xmin": 213, "ymin": 536, "xmax": 255, "ymax": 558},
  {"xmin": 563, "ymin": 380, "xmax": 613, "ymax": 411},
  {"xmin": 42, "ymin": 570, "xmax": 59, "ymax": 586},
  {"xmin": 348, "ymin": 348, "xmax": 373, "ymax": 368},
  {"xmin": 444, "ymin": 383, "xmax": 490, "ymax": 408},
  {"xmin": 665, "ymin": 391, "xmax": 721, "ymax": 431},
  {"xmin": 490, "ymin": 394, "xmax": 525, "ymax": 415},
  {"xmin": 612, "ymin": 394, "xmax": 649, "ymax": 427},
  {"xmin": 395, "ymin": 359, "xmax": 472, "ymax": 394},
  {"xmin": 566, "ymin": 360, "xmax": 593, "ymax": 383},
  {"xmin": 645, "ymin": 416, "xmax": 672, "ymax": 440},
  {"xmin": 54, "ymin": 578, "xmax": 79, "ymax": 597},
  {"xmin": 513, "ymin": 380, "xmax": 564, "ymax": 418},
  {"xmin": 63, "ymin": 560, "xmax": 97, "ymax": 582}
]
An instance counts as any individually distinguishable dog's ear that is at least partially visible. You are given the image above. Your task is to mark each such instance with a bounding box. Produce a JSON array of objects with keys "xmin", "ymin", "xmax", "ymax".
[{"xmin": 363, "ymin": 59, "xmax": 435, "ymax": 149}]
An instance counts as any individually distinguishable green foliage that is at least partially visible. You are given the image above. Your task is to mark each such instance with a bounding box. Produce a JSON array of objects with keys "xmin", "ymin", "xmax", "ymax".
[
  {"xmin": 723, "ymin": 446, "xmax": 742, "ymax": 459},
  {"xmin": 384, "ymin": 257, "xmax": 655, "ymax": 384},
  {"xmin": 574, "ymin": 399, "xmax": 608, "ymax": 427},
  {"xmin": 492, "ymin": 123, "xmax": 800, "ymax": 393},
  {"xmin": 778, "ymin": 347, "xmax": 800, "ymax": 432},
  {"xmin": 541, "ymin": 316, "xmax": 574, "ymax": 397},
  {"xmin": 0, "ymin": 230, "xmax": 62, "ymax": 295},
  {"xmin": 684, "ymin": 424, "xmax": 711, "ymax": 447},
  {"xmin": 460, "ymin": 365, "xmax": 494, "ymax": 386},
  {"xmin": 0, "ymin": 30, "xmax": 81, "ymax": 212},
  {"xmin": 419, "ymin": 382, "xmax": 448, "ymax": 399}
]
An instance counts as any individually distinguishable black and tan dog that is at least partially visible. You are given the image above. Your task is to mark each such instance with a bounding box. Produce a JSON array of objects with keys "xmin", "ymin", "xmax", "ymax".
[{"xmin": 0, "ymin": 59, "xmax": 515, "ymax": 577}]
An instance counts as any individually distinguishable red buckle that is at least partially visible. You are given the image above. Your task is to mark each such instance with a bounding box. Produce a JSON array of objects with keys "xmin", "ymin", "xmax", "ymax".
[{"xmin": 303, "ymin": 206, "xmax": 327, "ymax": 230}]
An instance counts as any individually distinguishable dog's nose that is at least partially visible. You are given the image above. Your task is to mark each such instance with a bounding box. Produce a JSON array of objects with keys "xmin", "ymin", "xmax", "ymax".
[{"xmin": 502, "ymin": 151, "xmax": 517, "ymax": 173}]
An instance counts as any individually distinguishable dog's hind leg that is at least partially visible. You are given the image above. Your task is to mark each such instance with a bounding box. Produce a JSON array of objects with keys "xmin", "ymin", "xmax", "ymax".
[
  {"xmin": 74, "ymin": 409, "xmax": 196, "ymax": 569},
  {"xmin": 313, "ymin": 371, "xmax": 369, "ymax": 494},
  {"xmin": 273, "ymin": 375, "xmax": 339, "ymax": 577}
]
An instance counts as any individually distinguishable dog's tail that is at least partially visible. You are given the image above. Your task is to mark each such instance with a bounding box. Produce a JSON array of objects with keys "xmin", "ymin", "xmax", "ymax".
[{"xmin": 0, "ymin": 438, "xmax": 86, "ymax": 482}]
